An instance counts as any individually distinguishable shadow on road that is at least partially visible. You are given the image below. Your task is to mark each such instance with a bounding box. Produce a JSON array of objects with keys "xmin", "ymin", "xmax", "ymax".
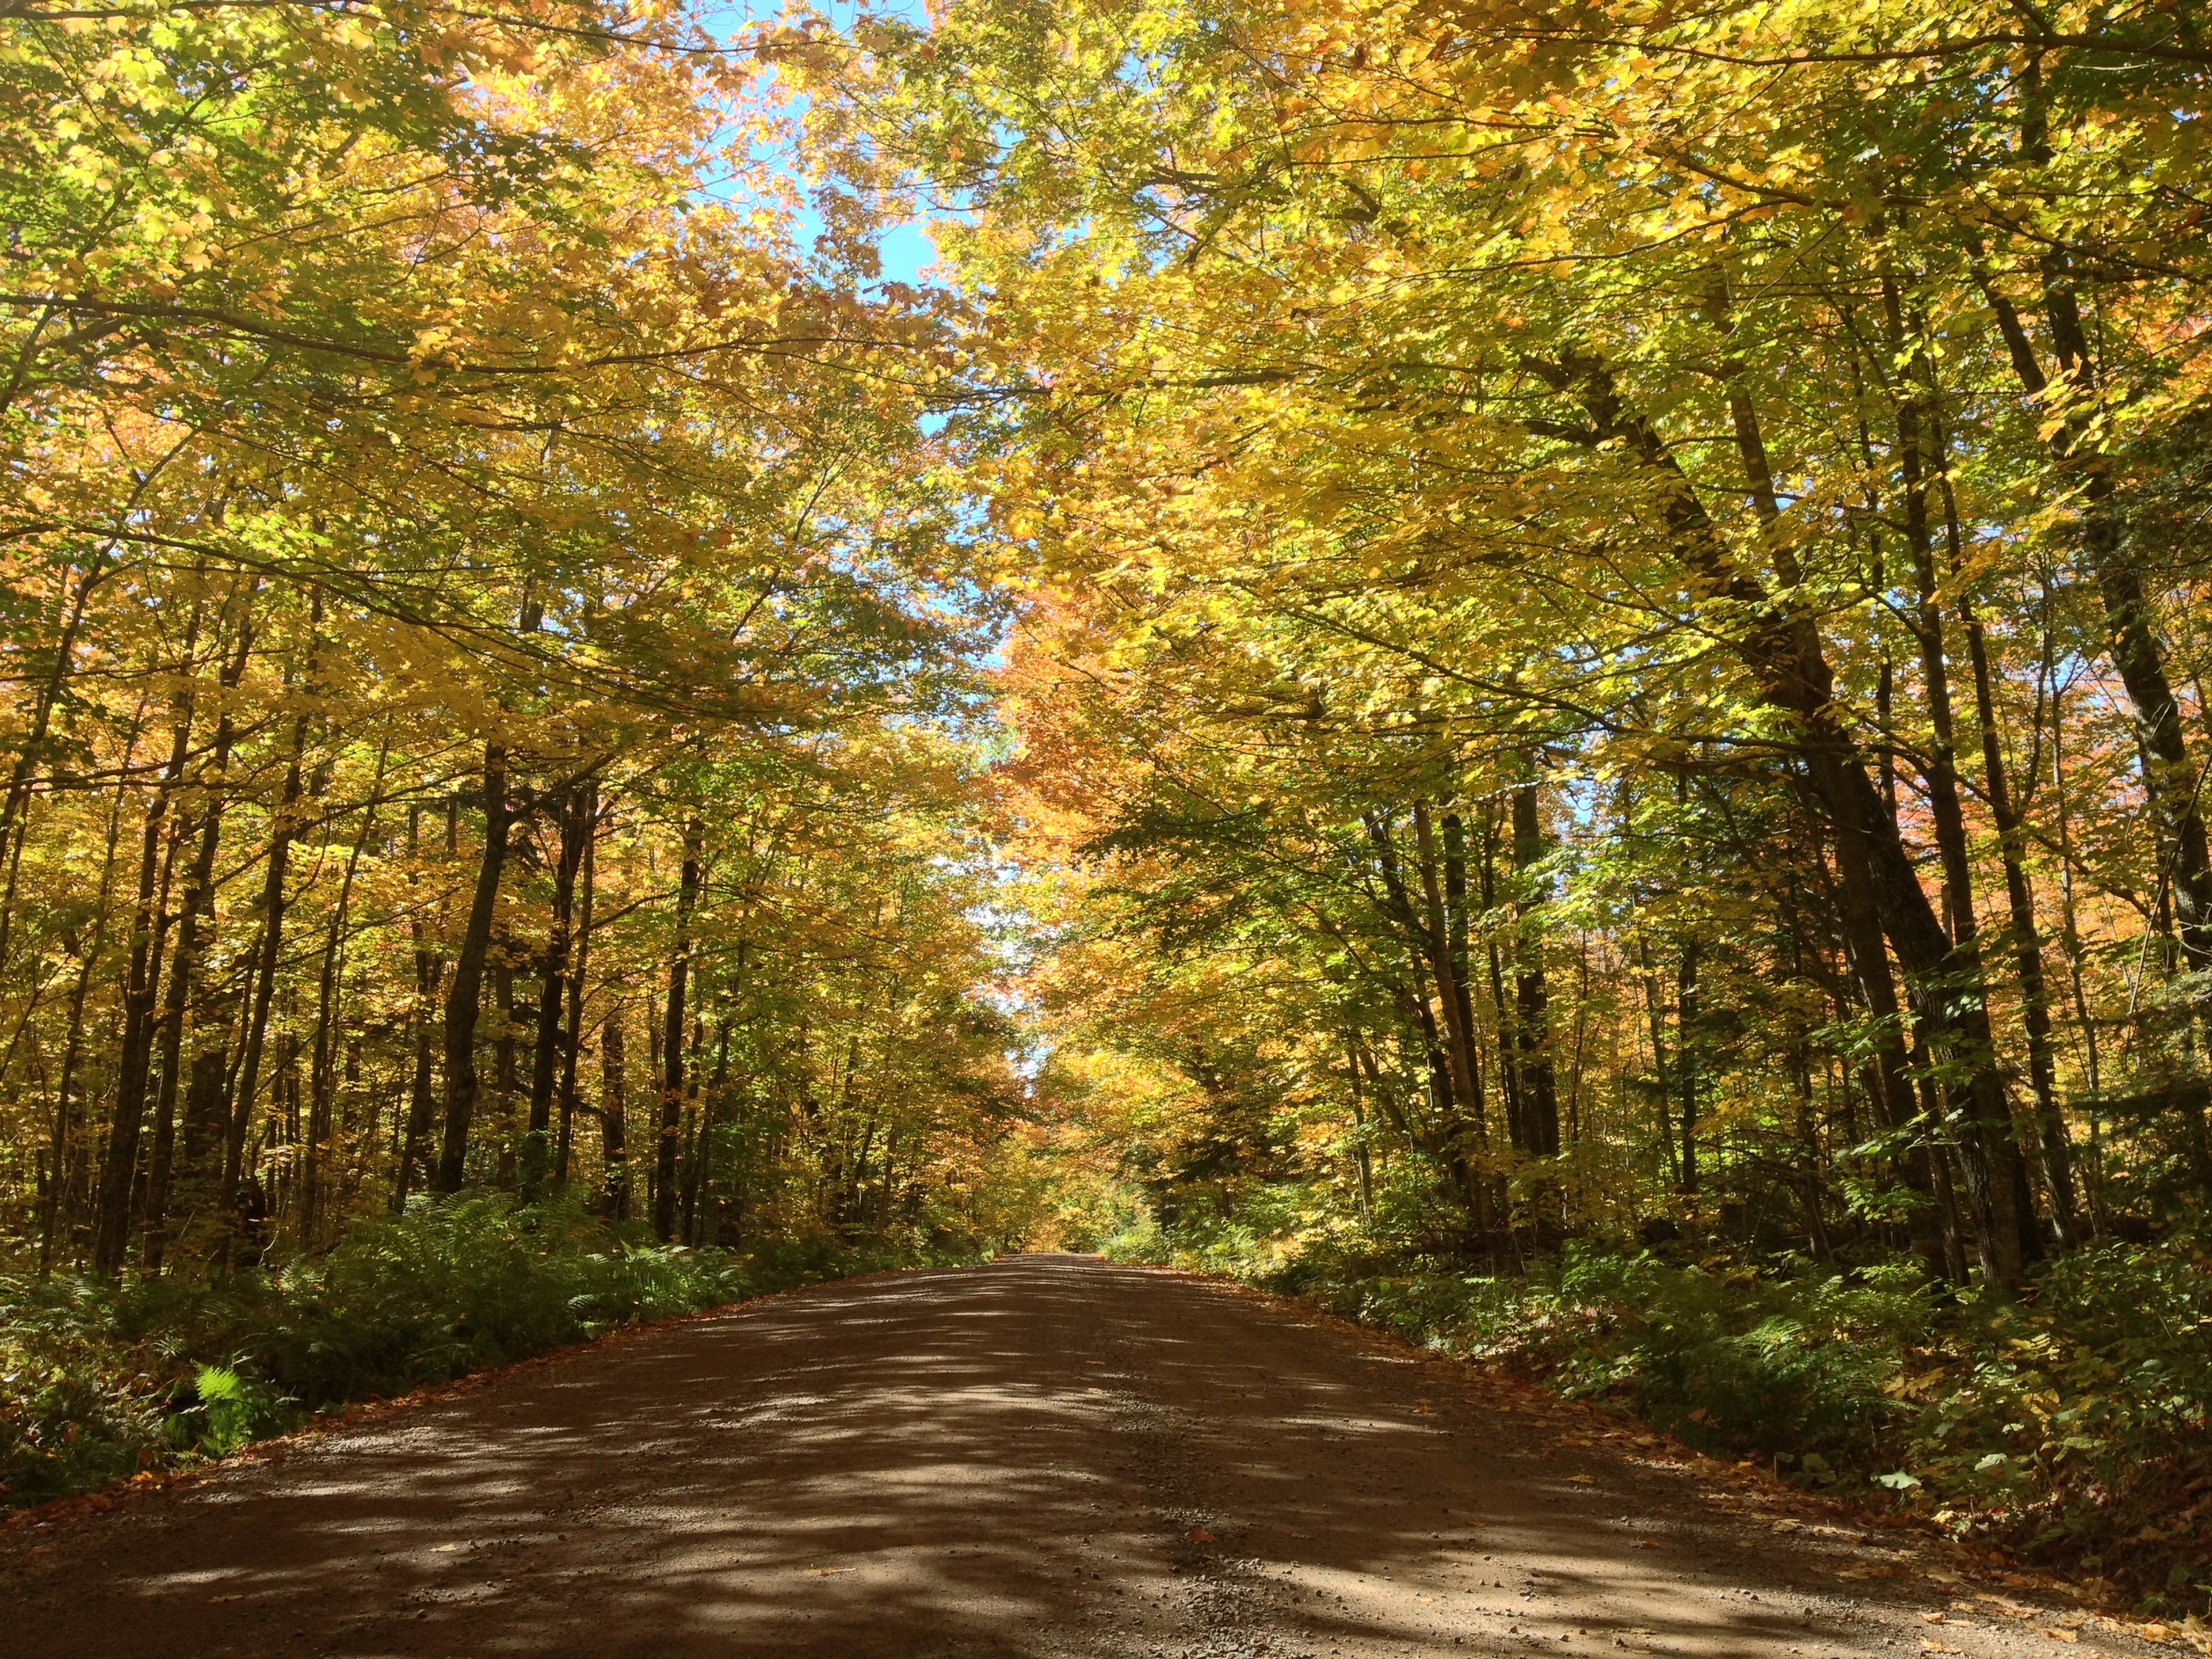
[{"xmin": 2, "ymin": 1255, "xmax": 1993, "ymax": 1658}]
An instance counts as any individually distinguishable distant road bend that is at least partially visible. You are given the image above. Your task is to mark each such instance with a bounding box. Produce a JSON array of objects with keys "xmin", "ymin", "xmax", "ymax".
[{"xmin": 2, "ymin": 1256, "xmax": 2147, "ymax": 1657}]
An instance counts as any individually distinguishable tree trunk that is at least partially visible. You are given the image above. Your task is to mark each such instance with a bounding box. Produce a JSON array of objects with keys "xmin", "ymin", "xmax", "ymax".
[
  {"xmin": 42, "ymin": 739, "xmax": 134, "ymax": 1274},
  {"xmin": 221, "ymin": 698, "xmax": 309, "ymax": 1267},
  {"xmin": 493, "ymin": 957, "xmax": 517, "ymax": 1187},
  {"xmin": 1717, "ymin": 301, "xmax": 1966, "ymax": 1273},
  {"xmin": 645, "ymin": 988, "xmax": 663, "ymax": 1214},
  {"xmin": 303, "ymin": 741, "xmax": 384, "ymax": 1248},
  {"xmin": 1791, "ymin": 1036, "xmax": 1835, "ymax": 1259},
  {"xmin": 655, "ymin": 818, "xmax": 703, "ymax": 1241},
  {"xmin": 1410, "ymin": 803, "xmax": 1488, "ymax": 1148},
  {"xmin": 2050, "ymin": 663, "xmax": 2107, "ymax": 1227},
  {"xmin": 556, "ymin": 778, "xmax": 597, "ymax": 1187},
  {"xmin": 1977, "ymin": 247, "xmax": 2212, "ymax": 975},
  {"xmin": 92, "ymin": 648, "xmax": 199, "ymax": 1273},
  {"xmin": 1676, "ymin": 937, "xmax": 1700, "ymax": 1195},
  {"xmin": 395, "ymin": 803, "xmax": 446, "ymax": 1208},
  {"xmin": 436, "ymin": 746, "xmax": 509, "ymax": 1194},
  {"xmin": 1882, "ymin": 276, "xmax": 2040, "ymax": 1274},
  {"xmin": 1440, "ymin": 810, "xmax": 1486, "ymax": 1102},
  {"xmin": 0, "ymin": 549, "xmax": 111, "ymax": 979},
  {"xmin": 601, "ymin": 1009, "xmax": 629, "ymax": 1219},
  {"xmin": 143, "ymin": 606, "xmax": 257, "ymax": 1271},
  {"xmin": 1364, "ymin": 814, "xmax": 1486, "ymax": 1219},
  {"xmin": 1343, "ymin": 1033, "xmax": 1376, "ymax": 1220},
  {"xmin": 1946, "ymin": 486, "xmax": 2079, "ymax": 1248},
  {"xmin": 1545, "ymin": 350, "xmax": 2027, "ymax": 1285},
  {"xmin": 524, "ymin": 778, "xmax": 589, "ymax": 1199},
  {"xmin": 682, "ymin": 1023, "xmax": 727, "ymax": 1246},
  {"xmin": 1637, "ymin": 936, "xmax": 1679, "ymax": 1187},
  {"xmin": 1511, "ymin": 782, "xmax": 1562, "ymax": 1157},
  {"xmin": 1479, "ymin": 809, "xmax": 1527, "ymax": 1151},
  {"xmin": 1824, "ymin": 817, "xmax": 1953, "ymax": 1278}
]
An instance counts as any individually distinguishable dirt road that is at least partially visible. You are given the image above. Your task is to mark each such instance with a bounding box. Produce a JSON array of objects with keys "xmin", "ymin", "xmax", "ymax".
[{"xmin": 1, "ymin": 1255, "xmax": 2143, "ymax": 1657}]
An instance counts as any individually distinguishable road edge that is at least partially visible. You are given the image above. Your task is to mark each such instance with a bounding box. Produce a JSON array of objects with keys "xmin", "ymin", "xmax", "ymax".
[{"xmin": 0, "ymin": 1258, "xmax": 954, "ymax": 1543}]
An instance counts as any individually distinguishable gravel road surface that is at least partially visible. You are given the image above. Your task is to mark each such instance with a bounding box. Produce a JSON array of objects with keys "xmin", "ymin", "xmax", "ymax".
[{"xmin": 1, "ymin": 1254, "xmax": 2144, "ymax": 1658}]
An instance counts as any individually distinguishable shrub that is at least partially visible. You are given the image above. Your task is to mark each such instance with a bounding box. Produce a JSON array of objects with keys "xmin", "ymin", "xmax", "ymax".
[
  {"xmin": 1194, "ymin": 1226, "xmax": 2211, "ymax": 1605},
  {"xmin": 0, "ymin": 1273, "xmax": 167, "ymax": 1505},
  {"xmin": 0, "ymin": 1196, "xmax": 956, "ymax": 1510}
]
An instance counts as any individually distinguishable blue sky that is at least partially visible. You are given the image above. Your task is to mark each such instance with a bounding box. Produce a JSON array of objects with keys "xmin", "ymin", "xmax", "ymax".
[{"xmin": 698, "ymin": 0, "xmax": 941, "ymax": 288}]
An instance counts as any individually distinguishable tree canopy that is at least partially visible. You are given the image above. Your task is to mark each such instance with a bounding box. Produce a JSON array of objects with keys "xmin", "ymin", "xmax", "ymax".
[
  {"xmin": 2, "ymin": 0, "xmax": 1030, "ymax": 1285},
  {"xmin": 4, "ymin": 0, "xmax": 2212, "ymax": 1601}
]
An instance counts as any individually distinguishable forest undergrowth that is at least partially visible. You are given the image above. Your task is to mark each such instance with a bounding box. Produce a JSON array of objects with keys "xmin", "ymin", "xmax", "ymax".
[
  {"xmin": 0, "ymin": 1198, "xmax": 972, "ymax": 1512},
  {"xmin": 1102, "ymin": 1222, "xmax": 2212, "ymax": 1613}
]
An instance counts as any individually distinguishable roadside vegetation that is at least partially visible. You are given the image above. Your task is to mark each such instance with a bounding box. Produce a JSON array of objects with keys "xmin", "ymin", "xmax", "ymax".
[
  {"xmin": 1098, "ymin": 1223, "xmax": 2210, "ymax": 1609},
  {"xmin": 2, "ymin": 1195, "xmax": 992, "ymax": 1509}
]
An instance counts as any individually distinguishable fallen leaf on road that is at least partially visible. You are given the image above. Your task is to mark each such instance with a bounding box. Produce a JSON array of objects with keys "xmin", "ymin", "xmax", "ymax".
[
  {"xmin": 2041, "ymin": 1630, "xmax": 2078, "ymax": 1643},
  {"xmin": 1568, "ymin": 1474, "xmax": 1597, "ymax": 1485},
  {"xmin": 1186, "ymin": 1528, "xmax": 1217, "ymax": 1544},
  {"xmin": 1632, "ymin": 1537, "xmax": 1660, "ymax": 1548}
]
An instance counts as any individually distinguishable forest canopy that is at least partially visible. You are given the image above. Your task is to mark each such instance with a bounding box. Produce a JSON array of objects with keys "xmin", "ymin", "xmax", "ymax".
[
  {"xmin": 4, "ymin": 0, "xmax": 2212, "ymax": 1610},
  {"xmin": 793, "ymin": 0, "xmax": 2212, "ymax": 1593}
]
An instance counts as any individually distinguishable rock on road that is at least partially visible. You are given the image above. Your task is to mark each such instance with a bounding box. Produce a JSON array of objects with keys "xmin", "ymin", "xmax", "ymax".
[{"xmin": 1, "ymin": 1256, "xmax": 2140, "ymax": 1658}]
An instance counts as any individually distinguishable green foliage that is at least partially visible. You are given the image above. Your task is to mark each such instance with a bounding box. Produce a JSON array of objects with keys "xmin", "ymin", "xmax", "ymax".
[
  {"xmin": 1098, "ymin": 1215, "xmax": 1170, "ymax": 1264},
  {"xmin": 1171, "ymin": 1225, "xmax": 2211, "ymax": 1598},
  {"xmin": 1529, "ymin": 1250, "xmax": 1927, "ymax": 1469},
  {"xmin": 171, "ymin": 1365, "xmax": 290, "ymax": 1462},
  {"xmin": 1893, "ymin": 1243, "xmax": 2212, "ymax": 1595},
  {"xmin": 0, "ymin": 1274, "xmax": 167, "ymax": 1507},
  {"xmin": 0, "ymin": 1195, "xmax": 961, "ymax": 1510}
]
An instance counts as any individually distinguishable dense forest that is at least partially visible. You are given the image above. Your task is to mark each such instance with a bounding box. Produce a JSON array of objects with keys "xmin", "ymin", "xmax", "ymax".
[
  {"xmin": 0, "ymin": 0, "xmax": 1043, "ymax": 1505},
  {"xmin": 4, "ymin": 0, "xmax": 2211, "ymax": 1617},
  {"xmin": 0, "ymin": 0, "xmax": 1030, "ymax": 1278}
]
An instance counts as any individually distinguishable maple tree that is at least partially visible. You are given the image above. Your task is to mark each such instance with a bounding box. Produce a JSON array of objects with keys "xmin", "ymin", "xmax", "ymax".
[
  {"xmin": 797, "ymin": 0, "xmax": 2212, "ymax": 1290},
  {"xmin": 0, "ymin": 0, "xmax": 1033, "ymax": 1292},
  {"xmin": 786, "ymin": 0, "xmax": 2212, "ymax": 1573},
  {"xmin": 4, "ymin": 0, "xmax": 2212, "ymax": 1592}
]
